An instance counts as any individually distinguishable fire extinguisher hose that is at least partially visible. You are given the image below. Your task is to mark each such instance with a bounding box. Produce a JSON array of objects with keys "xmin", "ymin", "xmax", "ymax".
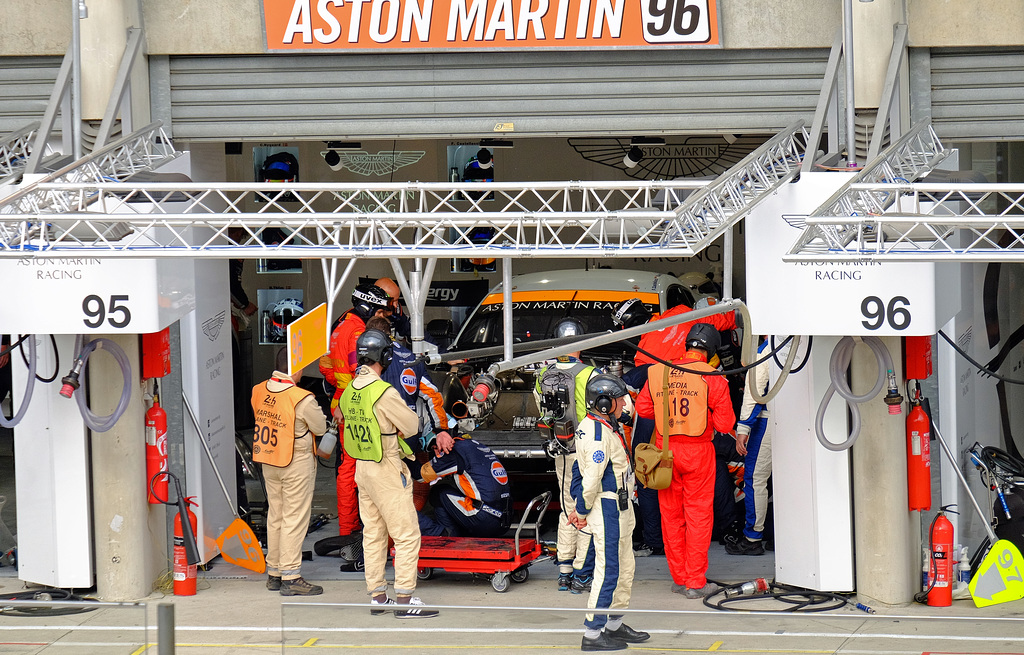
[{"xmin": 149, "ymin": 470, "xmax": 202, "ymax": 566}]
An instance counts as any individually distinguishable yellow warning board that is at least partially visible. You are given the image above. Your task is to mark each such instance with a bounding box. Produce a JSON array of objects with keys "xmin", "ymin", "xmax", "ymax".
[
  {"xmin": 969, "ymin": 539, "xmax": 1024, "ymax": 607},
  {"xmin": 286, "ymin": 302, "xmax": 328, "ymax": 376}
]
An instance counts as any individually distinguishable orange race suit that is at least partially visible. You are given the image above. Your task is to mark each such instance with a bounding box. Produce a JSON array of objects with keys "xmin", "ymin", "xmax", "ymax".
[
  {"xmin": 634, "ymin": 304, "xmax": 737, "ymax": 366},
  {"xmin": 635, "ymin": 349, "xmax": 736, "ymax": 590},
  {"xmin": 319, "ymin": 309, "xmax": 367, "ymax": 536}
]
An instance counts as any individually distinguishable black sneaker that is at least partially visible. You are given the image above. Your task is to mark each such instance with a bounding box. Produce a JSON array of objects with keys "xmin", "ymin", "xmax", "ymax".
[
  {"xmin": 570, "ymin": 575, "xmax": 592, "ymax": 595},
  {"xmin": 604, "ymin": 623, "xmax": 650, "ymax": 643},
  {"xmin": 280, "ymin": 577, "xmax": 323, "ymax": 596},
  {"xmin": 581, "ymin": 632, "xmax": 627, "ymax": 651},
  {"xmin": 394, "ymin": 597, "xmax": 439, "ymax": 619},
  {"xmin": 725, "ymin": 538, "xmax": 765, "ymax": 556},
  {"xmin": 634, "ymin": 543, "xmax": 664, "ymax": 557},
  {"xmin": 558, "ymin": 573, "xmax": 572, "ymax": 591},
  {"xmin": 266, "ymin": 575, "xmax": 282, "ymax": 591}
]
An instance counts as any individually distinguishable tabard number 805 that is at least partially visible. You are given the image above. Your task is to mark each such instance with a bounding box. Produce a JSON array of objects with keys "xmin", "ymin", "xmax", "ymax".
[
  {"xmin": 861, "ymin": 295, "xmax": 911, "ymax": 330},
  {"xmin": 83, "ymin": 294, "xmax": 132, "ymax": 329}
]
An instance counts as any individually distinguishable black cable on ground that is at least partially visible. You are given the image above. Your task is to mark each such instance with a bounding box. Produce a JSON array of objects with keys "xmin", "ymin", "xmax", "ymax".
[
  {"xmin": 703, "ymin": 579, "xmax": 864, "ymax": 613},
  {"xmin": 0, "ymin": 588, "xmax": 98, "ymax": 617}
]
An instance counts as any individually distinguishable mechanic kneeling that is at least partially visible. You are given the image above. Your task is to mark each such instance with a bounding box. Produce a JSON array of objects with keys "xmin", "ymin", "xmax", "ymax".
[
  {"xmin": 569, "ymin": 374, "xmax": 650, "ymax": 652},
  {"xmin": 409, "ymin": 431, "xmax": 513, "ymax": 538}
]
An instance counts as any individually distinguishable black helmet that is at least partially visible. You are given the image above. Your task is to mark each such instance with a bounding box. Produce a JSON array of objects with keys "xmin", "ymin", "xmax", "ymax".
[
  {"xmin": 611, "ymin": 297, "xmax": 651, "ymax": 330},
  {"xmin": 355, "ymin": 328, "xmax": 394, "ymax": 372},
  {"xmin": 552, "ymin": 317, "xmax": 586, "ymax": 339},
  {"xmin": 685, "ymin": 323, "xmax": 721, "ymax": 355},
  {"xmin": 351, "ymin": 284, "xmax": 390, "ymax": 320},
  {"xmin": 585, "ymin": 374, "xmax": 628, "ymax": 414}
]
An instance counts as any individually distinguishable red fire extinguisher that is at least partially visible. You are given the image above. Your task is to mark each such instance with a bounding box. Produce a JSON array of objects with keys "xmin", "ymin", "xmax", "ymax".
[
  {"xmin": 174, "ymin": 496, "xmax": 199, "ymax": 596},
  {"xmin": 152, "ymin": 471, "xmax": 202, "ymax": 596},
  {"xmin": 145, "ymin": 391, "xmax": 168, "ymax": 505},
  {"xmin": 924, "ymin": 505, "xmax": 956, "ymax": 607},
  {"xmin": 906, "ymin": 384, "xmax": 932, "ymax": 511}
]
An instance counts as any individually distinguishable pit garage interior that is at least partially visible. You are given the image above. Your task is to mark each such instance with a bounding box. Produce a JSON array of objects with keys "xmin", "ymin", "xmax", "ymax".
[{"xmin": 2, "ymin": 0, "xmax": 1024, "ymax": 615}]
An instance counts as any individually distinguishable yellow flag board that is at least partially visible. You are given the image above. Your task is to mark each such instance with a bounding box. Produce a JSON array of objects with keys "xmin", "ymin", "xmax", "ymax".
[
  {"xmin": 969, "ymin": 539, "xmax": 1024, "ymax": 607},
  {"xmin": 286, "ymin": 302, "xmax": 328, "ymax": 376}
]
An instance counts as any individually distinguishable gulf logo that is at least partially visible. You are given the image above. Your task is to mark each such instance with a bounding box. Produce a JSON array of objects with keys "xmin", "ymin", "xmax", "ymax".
[
  {"xmin": 400, "ymin": 368, "xmax": 417, "ymax": 395},
  {"xmin": 491, "ymin": 461, "xmax": 508, "ymax": 485}
]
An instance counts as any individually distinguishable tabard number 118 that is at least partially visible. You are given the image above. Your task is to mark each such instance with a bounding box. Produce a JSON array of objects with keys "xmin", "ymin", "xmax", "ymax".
[{"xmin": 861, "ymin": 295, "xmax": 911, "ymax": 331}]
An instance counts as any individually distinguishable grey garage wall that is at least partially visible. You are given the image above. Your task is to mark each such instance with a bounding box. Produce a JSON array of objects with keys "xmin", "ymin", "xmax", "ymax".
[
  {"xmin": 926, "ymin": 47, "xmax": 1024, "ymax": 142},
  {"xmin": 151, "ymin": 49, "xmax": 830, "ymax": 141}
]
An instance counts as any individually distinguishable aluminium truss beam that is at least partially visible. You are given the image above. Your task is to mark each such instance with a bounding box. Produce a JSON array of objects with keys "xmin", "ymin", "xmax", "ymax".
[
  {"xmin": 785, "ymin": 183, "xmax": 1024, "ymax": 262},
  {"xmin": 0, "ymin": 122, "xmax": 178, "ymax": 217},
  {"xmin": 785, "ymin": 120, "xmax": 952, "ymax": 260},
  {"xmin": 0, "ymin": 123, "xmax": 810, "ymax": 261},
  {"xmin": 0, "ymin": 122, "xmax": 40, "ymax": 185}
]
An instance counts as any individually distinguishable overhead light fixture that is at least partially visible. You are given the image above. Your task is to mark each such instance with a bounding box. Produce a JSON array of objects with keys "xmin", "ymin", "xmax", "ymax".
[
  {"xmin": 623, "ymin": 146, "xmax": 644, "ymax": 169},
  {"xmin": 321, "ymin": 141, "xmax": 362, "ymax": 171},
  {"xmin": 630, "ymin": 136, "xmax": 666, "ymax": 146},
  {"xmin": 479, "ymin": 138, "xmax": 514, "ymax": 148}
]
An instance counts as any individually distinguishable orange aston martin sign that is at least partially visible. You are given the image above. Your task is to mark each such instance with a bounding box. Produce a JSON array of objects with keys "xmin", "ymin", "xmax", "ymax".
[{"xmin": 263, "ymin": 0, "xmax": 720, "ymax": 51}]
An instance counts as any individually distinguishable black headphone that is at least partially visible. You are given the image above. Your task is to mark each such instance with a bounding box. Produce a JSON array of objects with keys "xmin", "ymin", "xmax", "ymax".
[{"xmin": 594, "ymin": 394, "xmax": 614, "ymax": 415}]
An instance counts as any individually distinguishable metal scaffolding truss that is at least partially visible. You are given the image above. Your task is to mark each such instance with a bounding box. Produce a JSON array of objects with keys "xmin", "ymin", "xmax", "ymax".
[
  {"xmin": 0, "ymin": 122, "xmax": 810, "ymax": 260},
  {"xmin": 779, "ymin": 120, "xmax": 1024, "ymax": 262},
  {"xmin": 785, "ymin": 183, "xmax": 1024, "ymax": 261},
  {"xmin": 0, "ymin": 122, "xmax": 41, "ymax": 186},
  {"xmin": 0, "ymin": 122, "xmax": 178, "ymax": 216}
]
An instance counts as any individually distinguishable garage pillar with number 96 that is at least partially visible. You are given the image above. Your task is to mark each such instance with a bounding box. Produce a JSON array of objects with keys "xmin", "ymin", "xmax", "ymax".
[{"xmin": 744, "ymin": 172, "xmax": 960, "ymax": 604}]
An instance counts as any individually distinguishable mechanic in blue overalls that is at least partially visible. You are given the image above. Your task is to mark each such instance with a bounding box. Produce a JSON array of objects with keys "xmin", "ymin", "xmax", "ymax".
[
  {"xmin": 365, "ymin": 316, "xmax": 455, "ymax": 456},
  {"xmin": 409, "ymin": 432, "xmax": 513, "ymax": 538}
]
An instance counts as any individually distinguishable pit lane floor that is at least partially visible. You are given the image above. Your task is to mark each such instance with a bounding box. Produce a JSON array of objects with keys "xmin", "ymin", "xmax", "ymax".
[{"xmin": 3, "ymin": 429, "xmax": 1024, "ymax": 654}]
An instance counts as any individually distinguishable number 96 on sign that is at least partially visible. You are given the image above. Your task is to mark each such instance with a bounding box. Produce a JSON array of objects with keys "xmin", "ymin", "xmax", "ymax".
[
  {"xmin": 860, "ymin": 295, "xmax": 911, "ymax": 331},
  {"xmin": 641, "ymin": 0, "xmax": 714, "ymax": 44}
]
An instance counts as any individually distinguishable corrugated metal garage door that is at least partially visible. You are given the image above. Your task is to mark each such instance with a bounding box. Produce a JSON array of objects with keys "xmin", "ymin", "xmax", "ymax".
[
  {"xmin": 930, "ymin": 48, "xmax": 1024, "ymax": 141},
  {"xmin": 154, "ymin": 49, "xmax": 829, "ymax": 141},
  {"xmin": 0, "ymin": 56, "xmax": 61, "ymax": 136}
]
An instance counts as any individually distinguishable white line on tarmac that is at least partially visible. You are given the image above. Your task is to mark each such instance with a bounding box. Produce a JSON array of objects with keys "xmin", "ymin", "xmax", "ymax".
[{"xmin": 3, "ymin": 625, "xmax": 1023, "ymax": 644}]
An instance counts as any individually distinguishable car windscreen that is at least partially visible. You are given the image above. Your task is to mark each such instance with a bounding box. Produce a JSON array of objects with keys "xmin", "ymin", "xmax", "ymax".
[{"xmin": 449, "ymin": 299, "xmax": 653, "ymax": 362}]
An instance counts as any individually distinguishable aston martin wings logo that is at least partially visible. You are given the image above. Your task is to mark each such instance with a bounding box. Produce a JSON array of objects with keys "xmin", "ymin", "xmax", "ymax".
[
  {"xmin": 334, "ymin": 151, "xmax": 426, "ymax": 177},
  {"xmin": 568, "ymin": 136, "xmax": 764, "ymax": 181},
  {"xmin": 203, "ymin": 310, "xmax": 227, "ymax": 342}
]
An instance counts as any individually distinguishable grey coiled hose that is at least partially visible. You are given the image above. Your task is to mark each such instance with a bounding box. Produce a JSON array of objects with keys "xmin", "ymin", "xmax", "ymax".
[{"xmin": 815, "ymin": 336, "xmax": 894, "ymax": 452}]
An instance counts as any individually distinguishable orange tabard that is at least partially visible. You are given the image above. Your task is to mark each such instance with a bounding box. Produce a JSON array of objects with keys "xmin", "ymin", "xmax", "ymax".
[
  {"xmin": 250, "ymin": 381, "xmax": 312, "ymax": 467},
  {"xmin": 648, "ymin": 361, "xmax": 714, "ymax": 438}
]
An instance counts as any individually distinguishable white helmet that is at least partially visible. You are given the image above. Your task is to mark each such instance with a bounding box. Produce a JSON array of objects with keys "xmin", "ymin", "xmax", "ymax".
[{"xmin": 269, "ymin": 297, "xmax": 304, "ymax": 340}]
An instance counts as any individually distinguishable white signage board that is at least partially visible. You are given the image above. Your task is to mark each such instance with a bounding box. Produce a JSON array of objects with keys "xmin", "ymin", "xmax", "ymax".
[
  {"xmin": 180, "ymin": 259, "xmax": 236, "ymax": 563},
  {"xmin": 0, "ymin": 257, "xmax": 195, "ymax": 334},
  {"xmin": 745, "ymin": 172, "xmax": 959, "ymax": 337}
]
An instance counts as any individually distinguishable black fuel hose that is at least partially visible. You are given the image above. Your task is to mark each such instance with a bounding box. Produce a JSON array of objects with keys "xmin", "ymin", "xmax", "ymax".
[
  {"xmin": 703, "ymin": 579, "xmax": 863, "ymax": 613},
  {"xmin": 0, "ymin": 588, "xmax": 97, "ymax": 617}
]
